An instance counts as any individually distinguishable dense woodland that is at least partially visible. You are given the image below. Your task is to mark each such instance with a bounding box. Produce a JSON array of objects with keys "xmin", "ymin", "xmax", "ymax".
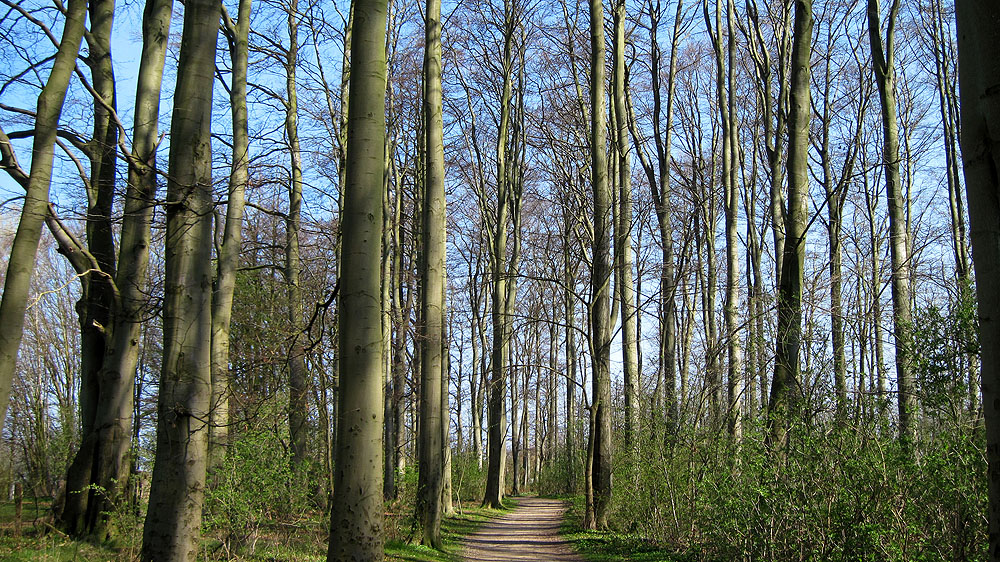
[{"xmin": 1, "ymin": 0, "xmax": 1000, "ymax": 560}]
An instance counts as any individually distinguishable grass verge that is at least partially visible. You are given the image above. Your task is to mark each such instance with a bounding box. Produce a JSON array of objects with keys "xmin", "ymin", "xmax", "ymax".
[
  {"xmin": 0, "ymin": 495, "xmax": 518, "ymax": 561},
  {"xmin": 386, "ymin": 497, "xmax": 519, "ymax": 562},
  {"xmin": 556, "ymin": 495, "xmax": 690, "ymax": 562}
]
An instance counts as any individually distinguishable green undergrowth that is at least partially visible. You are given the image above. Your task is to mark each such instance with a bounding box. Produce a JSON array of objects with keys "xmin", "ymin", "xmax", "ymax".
[
  {"xmin": 0, "ymin": 496, "xmax": 515, "ymax": 561},
  {"xmin": 386, "ymin": 497, "xmax": 519, "ymax": 562},
  {"xmin": 556, "ymin": 494, "xmax": 688, "ymax": 562}
]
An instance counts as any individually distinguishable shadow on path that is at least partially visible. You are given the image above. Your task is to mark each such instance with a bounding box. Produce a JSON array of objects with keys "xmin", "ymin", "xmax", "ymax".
[{"xmin": 462, "ymin": 497, "xmax": 583, "ymax": 562}]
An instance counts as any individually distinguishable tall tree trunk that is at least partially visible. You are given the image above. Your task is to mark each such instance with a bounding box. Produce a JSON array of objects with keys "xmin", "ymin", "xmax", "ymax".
[
  {"xmin": 442, "ymin": 304, "xmax": 454, "ymax": 515},
  {"xmin": 955, "ymin": 2, "xmax": 1000, "ymax": 557},
  {"xmin": 0, "ymin": 0, "xmax": 86, "ymax": 436},
  {"xmin": 563, "ymin": 208, "xmax": 578, "ymax": 493},
  {"xmin": 588, "ymin": 0, "xmax": 613, "ymax": 531},
  {"xmin": 327, "ymin": 0, "xmax": 388, "ymax": 559},
  {"xmin": 59, "ymin": 0, "xmax": 121, "ymax": 537},
  {"xmin": 210, "ymin": 0, "xmax": 251, "ymax": 474},
  {"xmin": 483, "ymin": 0, "xmax": 519, "ymax": 509},
  {"xmin": 86, "ymin": 0, "xmax": 175, "ymax": 539},
  {"xmin": 140, "ymin": 1, "xmax": 219, "ymax": 559},
  {"xmin": 511, "ymin": 366, "xmax": 521, "ymax": 496},
  {"xmin": 707, "ymin": 0, "xmax": 743, "ymax": 440},
  {"xmin": 417, "ymin": 0, "xmax": 445, "ymax": 543},
  {"xmin": 767, "ymin": 0, "xmax": 811, "ymax": 452},
  {"xmin": 284, "ymin": 0, "xmax": 310, "ymax": 476},
  {"xmin": 868, "ymin": 0, "xmax": 916, "ymax": 448},
  {"xmin": 612, "ymin": 0, "xmax": 640, "ymax": 462}
]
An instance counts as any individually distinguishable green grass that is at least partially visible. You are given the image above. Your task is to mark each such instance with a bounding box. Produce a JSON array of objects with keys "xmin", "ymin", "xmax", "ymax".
[
  {"xmin": 385, "ymin": 497, "xmax": 519, "ymax": 562},
  {"xmin": 0, "ymin": 531, "xmax": 124, "ymax": 562},
  {"xmin": 556, "ymin": 495, "xmax": 692, "ymax": 562},
  {"xmin": 0, "ymin": 496, "xmax": 517, "ymax": 562},
  {"xmin": 0, "ymin": 496, "xmax": 50, "ymax": 524}
]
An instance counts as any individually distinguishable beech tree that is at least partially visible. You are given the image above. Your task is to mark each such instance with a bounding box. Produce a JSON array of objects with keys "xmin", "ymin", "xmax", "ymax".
[
  {"xmin": 416, "ymin": 0, "xmax": 446, "ymax": 546},
  {"xmin": 587, "ymin": 0, "xmax": 613, "ymax": 532},
  {"xmin": 58, "ymin": 0, "xmax": 175, "ymax": 538},
  {"xmin": 327, "ymin": 0, "xmax": 388, "ymax": 558},
  {"xmin": 767, "ymin": 0, "xmax": 811, "ymax": 451},
  {"xmin": 956, "ymin": 0, "xmax": 1000, "ymax": 557},
  {"xmin": 868, "ymin": 0, "xmax": 916, "ymax": 448},
  {"xmin": 140, "ymin": 0, "xmax": 220, "ymax": 559},
  {"xmin": 0, "ymin": 0, "xmax": 86, "ymax": 435}
]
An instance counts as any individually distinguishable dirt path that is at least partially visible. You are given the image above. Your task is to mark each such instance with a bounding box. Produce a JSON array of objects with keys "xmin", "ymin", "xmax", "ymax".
[{"xmin": 461, "ymin": 497, "xmax": 583, "ymax": 562}]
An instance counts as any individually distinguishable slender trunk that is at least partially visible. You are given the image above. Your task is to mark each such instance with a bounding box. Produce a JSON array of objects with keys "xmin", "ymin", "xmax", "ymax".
[
  {"xmin": 563, "ymin": 212, "xmax": 578, "ymax": 493},
  {"xmin": 0, "ymin": 0, "xmax": 87, "ymax": 437},
  {"xmin": 58, "ymin": 0, "xmax": 127, "ymax": 537},
  {"xmin": 484, "ymin": 0, "xmax": 519, "ymax": 509},
  {"xmin": 90, "ymin": 0, "xmax": 173, "ymax": 538},
  {"xmin": 416, "ymin": 0, "xmax": 446, "ymax": 542},
  {"xmin": 588, "ymin": 0, "xmax": 613, "ymax": 531},
  {"xmin": 283, "ymin": 0, "xmax": 310, "ymax": 475},
  {"xmin": 767, "ymin": 0, "xmax": 811, "ymax": 452},
  {"xmin": 210, "ymin": 0, "xmax": 251, "ymax": 474},
  {"xmin": 442, "ymin": 304, "xmax": 454, "ymax": 515},
  {"xmin": 868, "ymin": 0, "xmax": 916, "ymax": 448},
  {"xmin": 612, "ymin": 0, "xmax": 639, "ymax": 460}
]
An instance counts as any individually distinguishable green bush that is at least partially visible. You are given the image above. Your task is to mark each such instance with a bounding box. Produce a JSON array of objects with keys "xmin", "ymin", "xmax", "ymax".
[
  {"xmin": 203, "ymin": 421, "xmax": 305, "ymax": 557},
  {"xmin": 611, "ymin": 420, "xmax": 985, "ymax": 561},
  {"xmin": 450, "ymin": 451, "xmax": 487, "ymax": 502}
]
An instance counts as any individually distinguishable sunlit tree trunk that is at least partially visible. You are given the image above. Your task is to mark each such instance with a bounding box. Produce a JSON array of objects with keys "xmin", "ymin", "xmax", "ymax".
[
  {"xmin": 483, "ymin": 0, "xmax": 522, "ymax": 509},
  {"xmin": 58, "ymin": 0, "xmax": 122, "ymax": 537},
  {"xmin": 140, "ymin": 1, "xmax": 219, "ymax": 558},
  {"xmin": 706, "ymin": 0, "xmax": 742, "ymax": 440},
  {"xmin": 326, "ymin": 0, "xmax": 387, "ymax": 559},
  {"xmin": 416, "ymin": 0, "xmax": 445, "ymax": 544},
  {"xmin": 767, "ymin": 0, "xmax": 811, "ymax": 452},
  {"xmin": 85, "ymin": 0, "xmax": 175, "ymax": 539},
  {"xmin": 611, "ymin": 0, "xmax": 639, "ymax": 461},
  {"xmin": 868, "ymin": 0, "xmax": 916, "ymax": 448},
  {"xmin": 282, "ymin": 0, "xmax": 310, "ymax": 476},
  {"xmin": 588, "ymin": 0, "xmax": 613, "ymax": 531},
  {"xmin": 955, "ymin": 1, "xmax": 1000, "ymax": 557},
  {"xmin": 0, "ymin": 0, "xmax": 86, "ymax": 436},
  {"xmin": 210, "ymin": 0, "xmax": 251, "ymax": 474}
]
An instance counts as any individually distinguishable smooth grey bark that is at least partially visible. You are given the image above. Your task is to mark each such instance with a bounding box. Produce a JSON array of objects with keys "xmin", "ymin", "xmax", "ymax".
[
  {"xmin": 483, "ymin": 0, "xmax": 521, "ymax": 510},
  {"xmin": 140, "ymin": 0, "xmax": 219, "ymax": 559},
  {"xmin": 767, "ymin": 0, "xmax": 811, "ymax": 452},
  {"xmin": 868, "ymin": 0, "xmax": 916, "ymax": 447},
  {"xmin": 706, "ymin": 0, "xmax": 743, "ymax": 440},
  {"xmin": 210, "ymin": 0, "xmax": 251, "ymax": 473},
  {"xmin": 0, "ymin": 0, "xmax": 87, "ymax": 436},
  {"xmin": 588, "ymin": 0, "xmax": 613, "ymax": 531},
  {"xmin": 283, "ymin": 0, "xmax": 310, "ymax": 476},
  {"xmin": 563, "ymin": 206, "xmax": 579, "ymax": 493},
  {"xmin": 442, "ymin": 304, "xmax": 454, "ymax": 515},
  {"xmin": 326, "ymin": 0, "xmax": 387, "ymax": 558},
  {"xmin": 955, "ymin": 1, "xmax": 1000, "ymax": 557},
  {"xmin": 746, "ymin": 0, "xmax": 791, "ymax": 290},
  {"xmin": 416, "ymin": 0, "xmax": 445, "ymax": 544},
  {"xmin": 72, "ymin": 0, "xmax": 174, "ymax": 539},
  {"xmin": 58, "ymin": 0, "xmax": 122, "ymax": 538},
  {"xmin": 612, "ymin": 0, "xmax": 639, "ymax": 459}
]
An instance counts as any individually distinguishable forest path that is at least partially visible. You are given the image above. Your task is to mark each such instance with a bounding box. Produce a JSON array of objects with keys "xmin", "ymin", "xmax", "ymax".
[{"xmin": 461, "ymin": 497, "xmax": 583, "ymax": 562}]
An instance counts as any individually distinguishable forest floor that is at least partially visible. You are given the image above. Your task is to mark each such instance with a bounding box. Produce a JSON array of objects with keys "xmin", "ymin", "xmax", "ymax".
[{"xmin": 461, "ymin": 497, "xmax": 582, "ymax": 562}]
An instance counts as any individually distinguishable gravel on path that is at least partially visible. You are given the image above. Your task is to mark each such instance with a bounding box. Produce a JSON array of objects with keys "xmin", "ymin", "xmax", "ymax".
[{"xmin": 461, "ymin": 497, "xmax": 584, "ymax": 562}]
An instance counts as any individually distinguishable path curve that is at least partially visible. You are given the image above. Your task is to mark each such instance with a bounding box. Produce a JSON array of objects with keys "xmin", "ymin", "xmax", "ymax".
[{"xmin": 462, "ymin": 497, "xmax": 583, "ymax": 562}]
